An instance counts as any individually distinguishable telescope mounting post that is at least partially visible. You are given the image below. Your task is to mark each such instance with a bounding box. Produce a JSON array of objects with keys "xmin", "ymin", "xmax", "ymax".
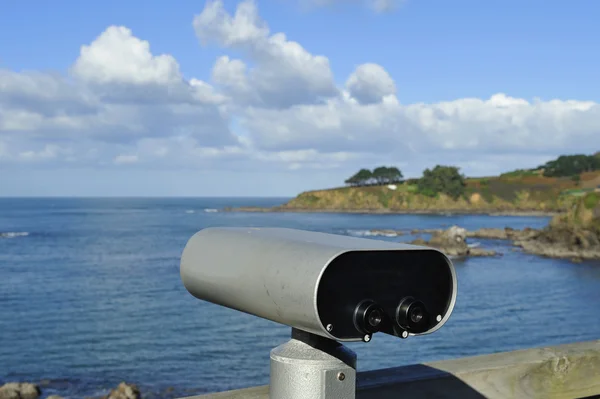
[{"xmin": 269, "ymin": 328, "xmax": 357, "ymax": 399}]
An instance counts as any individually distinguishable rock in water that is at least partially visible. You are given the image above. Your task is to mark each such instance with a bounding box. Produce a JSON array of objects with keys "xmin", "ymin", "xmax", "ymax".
[
  {"xmin": 411, "ymin": 225, "xmax": 497, "ymax": 257},
  {"xmin": 514, "ymin": 193, "xmax": 600, "ymax": 260},
  {"xmin": 0, "ymin": 383, "xmax": 41, "ymax": 399},
  {"xmin": 0, "ymin": 388, "xmax": 18, "ymax": 399},
  {"xmin": 104, "ymin": 383, "xmax": 141, "ymax": 399},
  {"xmin": 466, "ymin": 228, "xmax": 509, "ymax": 239}
]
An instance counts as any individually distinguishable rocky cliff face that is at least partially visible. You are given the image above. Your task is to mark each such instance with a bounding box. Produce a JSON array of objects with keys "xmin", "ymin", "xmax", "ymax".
[
  {"xmin": 514, "ymin": 193, "xmax": 600, "ymax": 260},
  {"xmin": 282, "ymin": 185, "xmax": 577, "ymax": 214}
]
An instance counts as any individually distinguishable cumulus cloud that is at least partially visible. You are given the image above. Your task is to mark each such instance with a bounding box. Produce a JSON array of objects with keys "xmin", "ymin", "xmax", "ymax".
[
  {"xmin": 71, "ymin": 26, "xmax": 182, "ymax": 86},
  {"xmin": 242, "ymin": 92, "xmax": 600, "ymax": 156},
  {"xmin": 1, "ymin": 0, "xmax": 599, "ymax": 185},
  {"xmin": 346, "ymin": 63, "xmax": 397, "ymax": 105},
  {"xmin": 0, "ymin": 24, "xmax": 239, "ymax": 167},
  {"xmin": 194, "ymin": 0, "xmax": 338, "ymax": 108}
]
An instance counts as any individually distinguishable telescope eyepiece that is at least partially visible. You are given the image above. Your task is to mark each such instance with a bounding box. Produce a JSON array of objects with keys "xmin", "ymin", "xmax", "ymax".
[
  {"xmin": 396, "ymin": 297, "xmax": 430, "ymax": 333},
  {"xmin": 354, "ymin": 300, "xmax": 385, "ymax": 335}
]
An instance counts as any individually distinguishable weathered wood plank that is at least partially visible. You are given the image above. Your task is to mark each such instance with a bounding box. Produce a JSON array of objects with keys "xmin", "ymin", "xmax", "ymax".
[
  {"xmin": 183, "ymin": 339, "xmax": 600, "ymax": 399},
  {"xmin": 358, "ymin": 339, "xmax": 600, "ymax": 399}
]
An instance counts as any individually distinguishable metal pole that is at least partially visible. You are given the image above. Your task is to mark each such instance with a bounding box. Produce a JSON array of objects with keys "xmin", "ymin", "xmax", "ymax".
[{"xmin": 270, "ymin": 328, "xmax": 357, "ymax": 399}]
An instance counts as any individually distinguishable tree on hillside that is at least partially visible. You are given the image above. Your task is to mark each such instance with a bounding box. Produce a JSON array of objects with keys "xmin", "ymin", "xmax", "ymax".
[
  {"xmin": 542, "ymin": 154, "xmax": 600, "ymax": 177},
  {"xmin": 372, "ymin": 166, "xmax": 404, "ymax": 184},
  {"xmin": 417, "ymin": 165, "xmax": 466, "ymax": 199},
  {"xmin": 344, "ymin": 169, "xmax": 374, "ymax": 186}
]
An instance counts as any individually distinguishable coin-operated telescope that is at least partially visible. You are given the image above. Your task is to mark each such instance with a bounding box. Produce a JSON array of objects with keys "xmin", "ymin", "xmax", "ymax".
[{"xmin": 181, "ymin": 227, "xmax": 457, "ymax": 399}]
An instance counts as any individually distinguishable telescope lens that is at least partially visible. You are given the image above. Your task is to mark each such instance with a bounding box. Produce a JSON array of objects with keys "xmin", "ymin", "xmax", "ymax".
[
  {"xmin": 368, "ymin": 309, "xmax": 382, "ymax": 327},
  {"xmin": 396, "ymin": 297, "xmax": 430, "ymax": 333},
  {"xmin": 354, "ymin": 300, "xmax": 385, "ymax": 335},
  {"xmin": 410, "ymin": 306, "xmax": 423, "ymax": 323}
]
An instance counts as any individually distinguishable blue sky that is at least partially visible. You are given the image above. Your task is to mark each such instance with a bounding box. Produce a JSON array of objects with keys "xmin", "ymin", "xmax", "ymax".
[{"xmin": 0, "ymin": 0, "xmax": 599, "ymax": 196}]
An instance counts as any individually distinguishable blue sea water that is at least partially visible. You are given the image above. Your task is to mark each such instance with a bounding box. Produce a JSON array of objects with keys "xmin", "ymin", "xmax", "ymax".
[{"xmin": 1, "ymin": 197, "xmax": 600, "ymax": 398}]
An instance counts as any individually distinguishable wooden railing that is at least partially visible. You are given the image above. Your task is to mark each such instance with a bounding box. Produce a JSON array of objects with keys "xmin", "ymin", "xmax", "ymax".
[{"xmin": 183, "ymin": 339, "xmax": 600, "ymax": 399}]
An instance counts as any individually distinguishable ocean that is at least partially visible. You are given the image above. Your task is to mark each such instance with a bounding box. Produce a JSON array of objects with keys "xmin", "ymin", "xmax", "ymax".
[{"xmin": 1, "ymin": 197, "xmax": 600, "ymax": 398}]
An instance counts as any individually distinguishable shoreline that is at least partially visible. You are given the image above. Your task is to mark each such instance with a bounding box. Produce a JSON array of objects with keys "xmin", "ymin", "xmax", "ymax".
[{"xmin": 223, "ymin": 206, "xmax": 559, "ymax": 217}]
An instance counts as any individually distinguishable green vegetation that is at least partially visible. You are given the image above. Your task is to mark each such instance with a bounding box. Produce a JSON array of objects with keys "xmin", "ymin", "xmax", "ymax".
[
  {"xmin": 344, "ymin": 168, "xmax": 373, "ymax": 186},
  {"xmin": 560, "ymin": 188, "xmax": 594, "ymax": 197},
  {"xmin": 540, "ymin": 154, "xmax": 600, "ymax": 177},
  {"xmin": 417, "ymin": 165, "xmax": 466, "ymax": 199},
  {"xmin": 344, "ymin": 166, "xmax": 403, "ymax": 186},
  {"xmin": 500, "ymin": 169, "xmax": 539, "ymax": 178},
  {"xmin": 584, "ymin": 192, "xmax": 599, "ymax": 210},
  {"xmin": 283, "ymin": 150, "xmax": 600, "ymax": 214},
  {"xmin": 499, "ymin": 151, "xmax": 600, "ymax": 179}
]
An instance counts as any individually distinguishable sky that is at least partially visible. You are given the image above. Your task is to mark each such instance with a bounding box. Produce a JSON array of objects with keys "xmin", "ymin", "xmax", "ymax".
[{"xmin": 0, "ymin": 0, "xmax": 599, "ymax": 197}]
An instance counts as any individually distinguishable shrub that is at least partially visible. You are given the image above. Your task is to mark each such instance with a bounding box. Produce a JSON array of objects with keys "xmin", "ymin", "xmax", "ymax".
[
  {"xmin": 417, "ymin": 165, "xmax": 466, "ymax": 199},
  {"xmin": 584, "ymin": 193, "xmax": 599, "ymax": 210}
]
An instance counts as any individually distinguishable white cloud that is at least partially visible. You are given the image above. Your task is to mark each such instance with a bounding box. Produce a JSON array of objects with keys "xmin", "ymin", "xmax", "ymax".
[
  {"xmin": 346, "ymin": 63, "xmax": 397, "ymax": 105},
  {"xmin": 1, "ymin": 0, "xmax": 599, "ymax": 192},
  {"xmin": 242, "ymin": 92, "xmax": 600, "ymax": 156},
  {"xmin": 71, "ymin": 26, "xmax": 181, "ymax": 86},
  {"xmin": 195, "ymin": 0, "xmax": 338, "ymax": 108},
  {"xmin": 0, "ymin": 23, "xmax": 239, "ymax": 168}
]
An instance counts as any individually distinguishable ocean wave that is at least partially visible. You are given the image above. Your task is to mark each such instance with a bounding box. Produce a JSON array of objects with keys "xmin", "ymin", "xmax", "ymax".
[
  {"xmin": 347, "ymin": 229, "xmax": 400, "ymax": 237},
  {"xmin": 0, "ymin": 232, "xmax": 29, "ymax": 238},
  {"xmin": 185, "ymin": 210, "xmax": 195, "ymax": 214},
  {"xmin": 204, "ymin": 208, "xmax": 218, "ymax": 213}
]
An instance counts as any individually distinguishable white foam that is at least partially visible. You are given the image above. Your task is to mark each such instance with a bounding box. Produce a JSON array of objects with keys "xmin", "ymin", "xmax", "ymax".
[
  {"xmin": 347, "ymin": 229, "xmax": 399, "ymax": 237},
  {"xmin": 204, "ymin": 208, "xmax": 218, "ymax": 213},
  {"xmin": 0, "ymin": 232, "xmax": 29, "ymax": 238},
  {"xmin": 185, "ymin": 210, "xmax": 195, "ymax": 214}
]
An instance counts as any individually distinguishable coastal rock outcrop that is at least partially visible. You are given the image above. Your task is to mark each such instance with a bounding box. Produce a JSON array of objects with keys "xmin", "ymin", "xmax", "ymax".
[
  {"xmin": 411, "ymin": 225, "xmax": 498, "ymax": 257},
  {"xmin": 103, "ymin": 382, "xmax": 141, "ymax": 399},
  {"xmin": 409, "ymin": 194, "xmax": 600, "ymax": 260},
  {"xmin": 513, "ymin": 193, "xmax": 600, "ymax": 260},
  {"xmin": 468, "ymin": 227, "xmax": 540, "ymax": 241},
  {"xmin": 0, "ymin": 382, "xmax": 141, "ymax": 399},
  {"xmin": 412, "ymin": 227, "xmax": 540, "ymax": 241},
  {"xmin": 0, "ymin": 383, "xmax": 40, "ymax": 399}
]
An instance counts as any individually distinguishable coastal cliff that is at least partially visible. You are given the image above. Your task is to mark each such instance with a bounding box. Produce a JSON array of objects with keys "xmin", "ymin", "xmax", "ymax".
[
  {"xmin": 513, "ymin": 192, "xmax": 600, "ymax": 259},
  {"xmin": 276, "ymin": 173, "xmax": 600, "ymax": 214},
  {"xmin": 407, "ymin": 192, "xmax": 600, "ymax": 260},
  {"xmin": 229, "ymin": 153, "xmax": 600, "ymax": 215}
]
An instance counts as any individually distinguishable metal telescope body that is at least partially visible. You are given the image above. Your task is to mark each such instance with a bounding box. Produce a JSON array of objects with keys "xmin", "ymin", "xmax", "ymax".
[{"xmin": 180, "ymin": 227, "xmax": 457, "ymax": 398}]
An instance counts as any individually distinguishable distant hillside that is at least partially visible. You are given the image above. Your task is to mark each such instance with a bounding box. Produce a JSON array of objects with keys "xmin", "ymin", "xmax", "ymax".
[{"xmin": 279, "ymin": 171, "xmax": 600, "ymax": 214}]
